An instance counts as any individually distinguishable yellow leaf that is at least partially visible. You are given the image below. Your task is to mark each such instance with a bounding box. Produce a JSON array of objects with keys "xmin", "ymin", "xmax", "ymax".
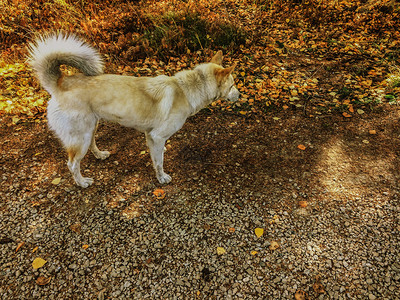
[
  {"xmin": 140, "ymin": 150, "xmax": 146, "ymax": 155},
  {"xmin": 82, "ymin": 244, "xmax": 89, "ymax": 250},
  {"xmin": 32, "ymin": 257, "xmax": 47, "ymax": 269},
  {"xmin": 32, "ymin": 246, "xmax": 38, "ymax": 253},
  {"xmin": 217, "ymin": 247, "xmax": 226, "ymax": 255},
  {"xmin": 51, "ymin": 177, "xmax": 61, "ymax": 185},
  {"xmin": 255, "ymin": 228, "xmax": 264, "ymax": 238},
  {"xmin": 251, "ymin": 250, "xmax": 258, "ymax": 255}
]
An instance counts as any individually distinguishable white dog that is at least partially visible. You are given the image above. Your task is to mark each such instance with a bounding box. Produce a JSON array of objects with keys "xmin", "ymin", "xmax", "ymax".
[{"xmin": 28, "ymin": 33, "xmax": 239, "ymax": 187}]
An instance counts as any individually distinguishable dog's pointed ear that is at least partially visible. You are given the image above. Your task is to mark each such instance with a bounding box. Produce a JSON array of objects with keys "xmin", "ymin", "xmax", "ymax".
[
  {"xmin": 214, "ymin": 63, "xmax": 236, "ymax": 84},
  {"xmin": 210, "ymin": 50, "xmax": 223, "ymax": 65}
]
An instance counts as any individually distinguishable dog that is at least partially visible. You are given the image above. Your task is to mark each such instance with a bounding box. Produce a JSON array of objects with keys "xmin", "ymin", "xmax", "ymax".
[{"xmin": 28, "ymin": 33, "xmax": 240, "ymax": 187}]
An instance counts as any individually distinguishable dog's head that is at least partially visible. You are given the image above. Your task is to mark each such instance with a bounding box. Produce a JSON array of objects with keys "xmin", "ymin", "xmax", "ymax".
[{"xmin": 210, "ymin": 51, "xmax": 240, "ymax": 102}]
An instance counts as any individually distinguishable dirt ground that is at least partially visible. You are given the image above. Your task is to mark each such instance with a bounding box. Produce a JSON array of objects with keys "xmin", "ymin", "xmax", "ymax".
[
  {"xmin": 1, "ymin": 105, "xmax": 400, "ymax": 298},
  {"xmin": 1, "ymin": 105, "xmax": 399, "ymax": 215}
]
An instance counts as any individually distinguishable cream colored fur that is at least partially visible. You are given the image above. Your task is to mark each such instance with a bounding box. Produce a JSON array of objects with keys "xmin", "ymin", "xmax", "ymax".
[{"xmin": 29, "ymin": 34, "xmax": 240, "ymax": 187}]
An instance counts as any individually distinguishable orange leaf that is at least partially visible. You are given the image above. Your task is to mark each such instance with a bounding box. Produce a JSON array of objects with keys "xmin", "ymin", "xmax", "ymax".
[
  {"xmin": 298, "ymin": 201, "xmax": 308, "ymax": 208},
  {"xmin": 342, "ymin": 112, "xmax": 352, "ymax": 118},
  {"xmin": 16, "ymin": 242, "xmax": 25, "ymax": 253},
  {"xmin": 297, "ymin": 144, "xmax": 306, "ymax": 150},
  {"xmin": 228, "ymin": 227, "xmax": 235, "ymax": 233},
  {"xmin": 153, "ymin": 188, "xmax": 166, "ymax": 199}
]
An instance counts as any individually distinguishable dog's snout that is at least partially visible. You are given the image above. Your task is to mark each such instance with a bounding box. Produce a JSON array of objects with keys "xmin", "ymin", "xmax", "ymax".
[{"xmin": 228, "ymin": 86, "xmax": 240, "ymax": 102}]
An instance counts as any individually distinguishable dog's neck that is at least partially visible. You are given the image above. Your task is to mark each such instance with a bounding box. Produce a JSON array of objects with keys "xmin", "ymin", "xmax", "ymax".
[{"xmin": 174, "ymin": 65, "xmax": 218, "ymax": 115}]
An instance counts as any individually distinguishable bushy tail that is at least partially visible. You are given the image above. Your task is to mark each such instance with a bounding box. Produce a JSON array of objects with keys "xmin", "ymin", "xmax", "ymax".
[{"xmin": 28, "ymin": 33, "xmax": 103, "ymax": 94}]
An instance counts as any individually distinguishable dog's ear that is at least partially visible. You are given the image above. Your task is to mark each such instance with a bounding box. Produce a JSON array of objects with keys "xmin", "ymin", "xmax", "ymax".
[
  {"xmin": 214, "ymin": 63, "xmax": 236, "ymax": 84},
  {"xmin": 210, "ymin": 50, "xmax": 223, "ymax": 65}
]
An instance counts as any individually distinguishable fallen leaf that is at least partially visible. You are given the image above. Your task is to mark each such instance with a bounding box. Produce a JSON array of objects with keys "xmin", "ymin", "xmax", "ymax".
[
  {"xmin": 16, "ymin": 242, "xmax": 25, "ymax": 252},
  {"xmin": 153, "ymin": 188, "xmax": 166, "ymax": 199},
  {"xmin": 269, "ymin": 241, "xmax": 279, "ymax": 250},
  {"xmin": 294, "ymin": 290, "xmax": 308, "ymax": 300},
  {"xmin": 298, "ymin": 201, "xmax": 308, "ymax": 208},
  {"xmin": 32, "ymin": 246, "xmax": 38, "ymax": 253},
  {"xmin": 140, "ymin": 150, "xmax": 146, "ymax": 155},
  {"xmin": 369, "ymin": 130, "xmax": 376, "ymax": 135},
  {"xmin": 313, "ymin": 281, "xmax": 325, "ymax": 294},
  {"xmin": 32, "ymin": 257, "xmax": 47, "ymax": 269},
  {"xmin": 357, "ymin": 109, "xmax": 365, "ymax": 115},
  {"xmin": 251, "ymin": 250, "xmax": 258, "ymax": 255},
  {"xmin": 272, "ymin": 117, "xmax": 280, "ymax": 120},
  {"xmin": 36, "ymin": 276, "xmax": 52, "ymax": 286},
  {"xmin": 255, "ymin": 228, "xmax": 264, "ymax": 238},
  {"xmin": 342, "ymin": 112, "xmax": 352, "ymax": 118},
  {"xmin": 216, "ymin": 247, "xmax": 226, "ymax": 255},
  {"xmin": 297, "ymin": 144, "xmax": 306, "ymax": 150},
  {"xmin": 228, "ymin": 227, "xmax": 235, "ymax": 233},
  {"xmin": 283, "ymin": 104, "xmax": 289, "ymax": 110},
  {"xmin": 51, "ymin": 177, "xmax": 61, "ymax": 185},
  {"xmin": 82, "ymin": 244, "xmax": 89, "ymax": 250}
]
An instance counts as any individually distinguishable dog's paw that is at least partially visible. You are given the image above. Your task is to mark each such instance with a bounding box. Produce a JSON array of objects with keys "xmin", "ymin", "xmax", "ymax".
[
  {"xmin": 77, "ymin": 177, "xmax": 94, "ymax": 188},
  {"xmin": 94, "ymin": 151, "xmax": 110, "ymax": 160},
  {"xmin": 157, "ymin": 173, "xmax": 172, "ymax": 185}
]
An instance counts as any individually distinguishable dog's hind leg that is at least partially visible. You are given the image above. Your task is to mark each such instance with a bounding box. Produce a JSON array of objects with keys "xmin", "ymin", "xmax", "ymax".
[
  {"xmin": 66, "ymin": 133, "xmax": 94, "ymax": 188},
  {"xmin": 145, "ymin": 132, "xmax": 171, "ymax": 184},
  {"xmin": 90, "ymin": 120, "xmax": 110, "ymax": 160}
]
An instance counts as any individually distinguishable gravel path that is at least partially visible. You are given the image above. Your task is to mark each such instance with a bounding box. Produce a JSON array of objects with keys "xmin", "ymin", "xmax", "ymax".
[{"xmin": 1, "ymin": 109, "xmax": 400, "ymax": 299}]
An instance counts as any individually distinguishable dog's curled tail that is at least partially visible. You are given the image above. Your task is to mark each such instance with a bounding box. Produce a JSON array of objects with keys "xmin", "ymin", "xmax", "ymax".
[{"xmin": 28, "ymin": 33, "xmax": 103, "ymax": 94}]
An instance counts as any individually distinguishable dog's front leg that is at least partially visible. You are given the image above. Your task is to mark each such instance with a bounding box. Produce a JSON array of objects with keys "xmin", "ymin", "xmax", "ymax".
[{"xmin": 145, "ymin": 132, "xmax": 171, "ymax": 184}]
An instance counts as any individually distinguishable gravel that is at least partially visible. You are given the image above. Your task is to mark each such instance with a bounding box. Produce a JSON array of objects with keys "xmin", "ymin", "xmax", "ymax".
[{"xmin": 1, "ymin": 111, "xmax": 400, "ymax": 299}]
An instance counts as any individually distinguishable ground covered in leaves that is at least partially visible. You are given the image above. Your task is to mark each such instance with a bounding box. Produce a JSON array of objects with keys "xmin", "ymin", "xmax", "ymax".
[{"xmin": 1, "ymin": 0, "xmax": 400, "ymax": 299}]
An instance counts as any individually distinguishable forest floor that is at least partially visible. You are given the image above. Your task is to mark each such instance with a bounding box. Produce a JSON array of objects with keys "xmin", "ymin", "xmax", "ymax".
[{"xmin": 1, "ymin": 0, "xmax": 400, "ymax": 299}]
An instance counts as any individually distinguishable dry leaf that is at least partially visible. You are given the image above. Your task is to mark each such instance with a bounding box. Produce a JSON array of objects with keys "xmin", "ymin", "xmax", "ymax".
[
  {"xmin": 153, "ymin": 188, "xmax": 166, "ymax": 199},
  {"xmin": 216, "ymin": 247, "xmax": 226, "ymax": 255},
  {"xmin": 32, "ymin": 257, "xmax": 47, "ymax": 269},
  {"xmin": 298, "ymin": 201, "xmax": 308, "ymax": 208},
  {"xmin": 294, "ymin": 290, "xmax": 308, "ymax": 300},
  {"xmin": 36, "ymin": 276, "xmax": 52, "ymax": 286},
  {"xmin": 32, "ymin": 246, "xmax": 38, "ymax": 253},
  {"xmin": 250, "ymin": 250, "xmax": 258, "ymax": 255},
  {"xmin": 269, "ymin": 241, "xmax": 279, "ymax": 250},
  {"xmin": 342, "ymin": 112, "xmax": 352, "ymax": 118},
  {"xmin": 228, "ymin": 227, "xmax": 235, "ymax": 233},
  {"xmin": 297, "ymin": 144, "xmax": 306, "ymax": 150},
  {"xmin": 313, "ymin": 281, "xmax": 325, "ymax": 294},
  {"xmin": 51, "ymin": 177, "xmax": 61, "ymax": 185},
  {"xmin": 16, "ymin": 242, "xmax": 25, "ymax": 252},
  {"xmin": 82, "ymin": 244, "xmax": 89, "ymax": 250},
  {"xmin": 255, "ymin": 228, "xmax": 264, "ymax": 238},
  {"xmin": 369, "ymin": 130, "xmax": 376, "ymax": 135}
]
